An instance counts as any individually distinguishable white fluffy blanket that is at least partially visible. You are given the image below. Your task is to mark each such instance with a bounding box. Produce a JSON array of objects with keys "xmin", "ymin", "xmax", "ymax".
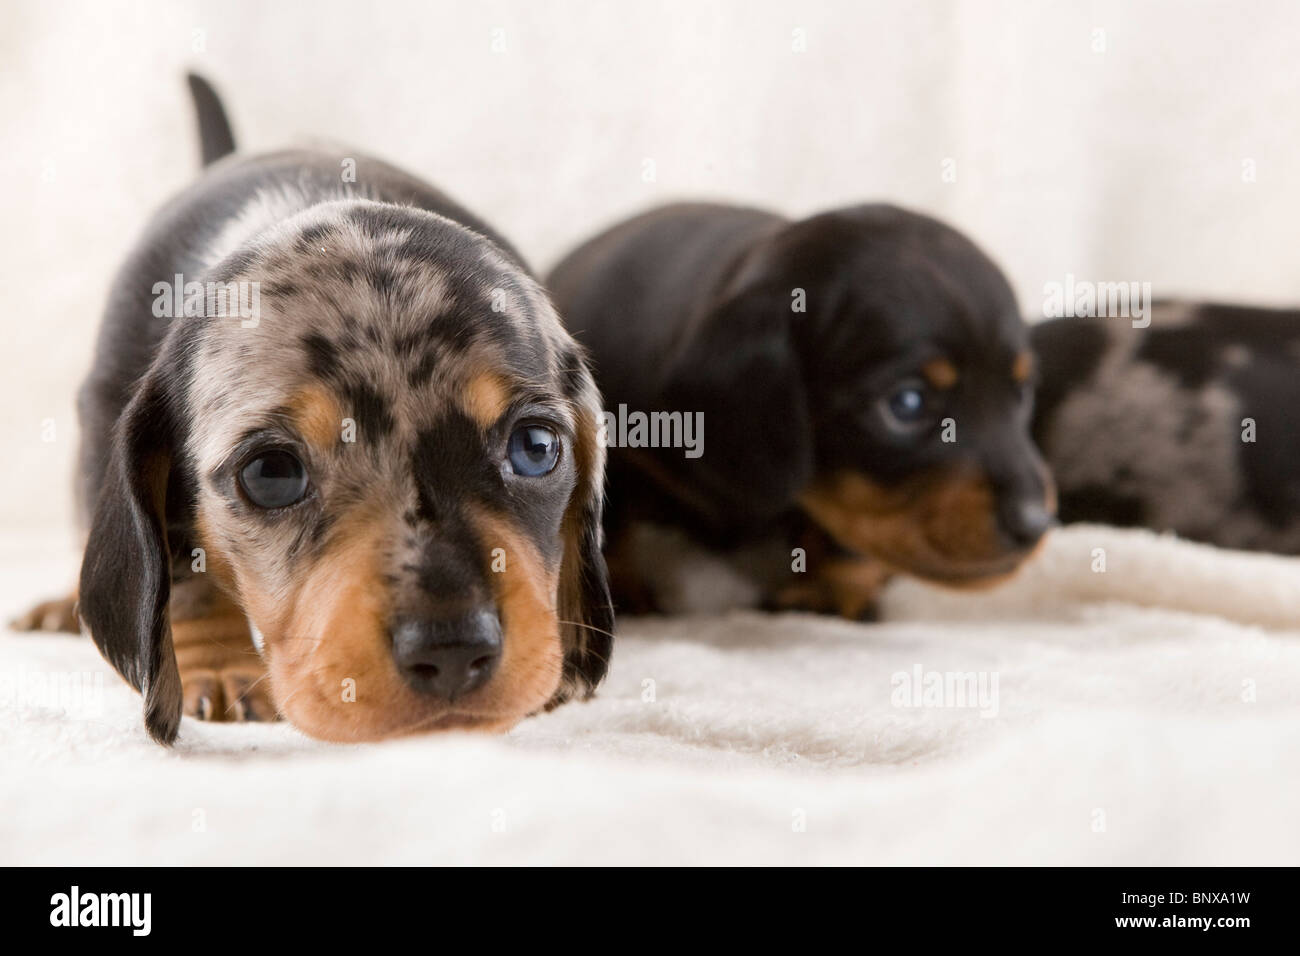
[{"xmin": 3, "ymin": 524, "xmax": 1299, "ymax": 865}]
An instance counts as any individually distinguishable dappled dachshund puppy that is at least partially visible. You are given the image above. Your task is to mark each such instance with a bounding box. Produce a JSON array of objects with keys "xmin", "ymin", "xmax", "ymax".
[
  {"xmin": 547, "ymin": 202, "xmax": 1054, "ymax": 618},
  {"xmin": 14, "ymin": 76, "xmax": 613, "ymax": 744},
  {"xmin": 1032, "ymin": 302, "xmax": 1300, "ymax": 553}
]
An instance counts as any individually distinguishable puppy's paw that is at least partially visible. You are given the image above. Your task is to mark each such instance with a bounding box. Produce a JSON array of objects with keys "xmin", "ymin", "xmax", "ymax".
[
  {"xmin": 10, "ymin": 593, "xmax": 81, "ymax": 633},
  {"xmin": 182, "ymin": 665, "xmax": 279, "ymax": 723},
  {"xmin": 769, "ymin": 557, "xmax": 890, "ymax": 622}
]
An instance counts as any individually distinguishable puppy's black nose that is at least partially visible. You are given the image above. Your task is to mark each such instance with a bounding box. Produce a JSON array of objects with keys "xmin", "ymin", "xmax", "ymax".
[
  {"xmin": 391, "ymin": 609, "xmax": 502, "ymax": 700},
  {"xmin": 999, "ymin": 498, "xmax": 1055, "ymax": 548}
]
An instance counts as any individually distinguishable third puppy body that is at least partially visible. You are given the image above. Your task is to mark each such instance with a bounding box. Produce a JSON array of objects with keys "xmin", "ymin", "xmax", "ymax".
[{"xmin": 1032, "ymin": 302, "xmax": 1300, "ymax": 553}]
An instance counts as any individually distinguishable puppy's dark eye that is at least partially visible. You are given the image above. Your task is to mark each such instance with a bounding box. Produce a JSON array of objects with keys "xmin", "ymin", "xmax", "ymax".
[
  {"xmin": 506, "ymin": 425, "xmax": 560, "ymax": 477},
  {"xmin": 239, "ymin": 450, "xmax": 309, "ymax": 509},
  {"xmin": 879, "ymin": 380, "xmax": 935, "ymax": 434},
  {"xmin": 889, "ymin": 386, "xmax": 926, "ymax": 420}
]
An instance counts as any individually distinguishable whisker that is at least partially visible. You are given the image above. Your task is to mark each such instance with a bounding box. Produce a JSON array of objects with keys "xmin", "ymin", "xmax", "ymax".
[
  {"xmin": 224, "ymin": 670, "xmax": 273, "ymax": 715},
  {"xmin": 555, "ymin": 619, "xmax": 616, "ymax": 641}
]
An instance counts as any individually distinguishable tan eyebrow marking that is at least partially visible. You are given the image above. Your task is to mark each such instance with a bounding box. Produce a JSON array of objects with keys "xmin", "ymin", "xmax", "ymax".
[
  {"xmin": 463, "ymin": 369, "xmax": 511, "ymax": 427},
  {"xmin": 290, "ymin": 384, "xmax": 346, "ymax": 449},
  {"xmin": 921, "ymin": 358, "xmax": 959, "ymax": 390},
  {"xmin": 1012, "ymin": 351, "xmax": 1034, "ymax": 384}
]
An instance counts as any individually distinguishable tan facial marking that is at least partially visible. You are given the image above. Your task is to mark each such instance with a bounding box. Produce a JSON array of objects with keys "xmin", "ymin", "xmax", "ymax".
[
  {"xmin": 471, "ymin": 509, "xmax": 565, "ymax": 713},
  {"xmin": 263, "ymin": 508, "xmax": 399, "ymax": 740},
  {"xmin": 462, "ymin": 370, "xmax": 511, "ymax": 427},
  {"xmin": 558, "ymin": 402, "xmax": 603, "ymax": 619},
  {"xmin": 922, "ymin": 358, "xmax": 959, "ymax": 390},
  {"xmin": 550, "ymin": 401, "xmax": 612, "ymax": 699},
  {"xmin": 1012, "ymin": 351, "xmax": 1034, "ymax": 384},
  {"xmin": 191, "ymin": 513, "xmax": 244, "ymax": 599},
  {"xmin": 226, "ymin": 498, "xmax": 563, "ymax": 742},
  {"xmin": 799, "ymin": 470, "xmax": 1033, "ymax": 586},
  {"xmin": 290, "ymin": 384, "xmax": 345, "ymax": 450}
]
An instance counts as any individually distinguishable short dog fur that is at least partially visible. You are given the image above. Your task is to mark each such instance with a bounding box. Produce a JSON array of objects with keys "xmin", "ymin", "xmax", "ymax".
[
  {"xmin": 1032, "ymin": 301, "xmax": 1300, "ymax": 552},
  {"xmin": 16, "ymin": 76, "xmax": 613, "ymax": 744},
  {"xmin": 547, "ymin": 202, "xmax": 1055, "ymax": 617}
]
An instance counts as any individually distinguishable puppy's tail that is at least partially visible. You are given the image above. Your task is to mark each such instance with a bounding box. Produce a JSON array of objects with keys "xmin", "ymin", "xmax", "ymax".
[{"xmin": 185, "ymin": 72, "xmax": 236, "ymax": 167}]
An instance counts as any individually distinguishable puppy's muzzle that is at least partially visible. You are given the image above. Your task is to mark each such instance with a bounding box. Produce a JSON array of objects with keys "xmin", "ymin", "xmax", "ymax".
[{"xmin": 391, "ymin": 609, "xmax": 503, "ymax": 701}]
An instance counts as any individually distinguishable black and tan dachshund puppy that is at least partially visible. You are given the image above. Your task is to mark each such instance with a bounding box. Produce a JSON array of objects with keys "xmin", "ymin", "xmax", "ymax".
[
  {"xmin": 15, "ymin": 76, "xmax": 613, "ymax": 744},
  {"xmin": 548, "ymin": 202, "xmax": 1055, "ymax": 618},
  {"xmin": 1032, "ymin": 302, "xmax": 1300, "ymax": 553}
]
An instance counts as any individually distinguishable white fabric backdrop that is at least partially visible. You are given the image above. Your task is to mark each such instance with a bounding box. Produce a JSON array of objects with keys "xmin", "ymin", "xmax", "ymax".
[{"xmin": 4, "ymin": 0, "xmax": 1300, "ymax": 538}]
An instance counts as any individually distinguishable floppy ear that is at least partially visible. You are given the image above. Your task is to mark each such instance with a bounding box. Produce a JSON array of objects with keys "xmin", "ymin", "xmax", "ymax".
[
  {"xmin": 653, "ymin": 280, "xmax": 814, "ymax": 532},
  {"xmin": 78, "ymin": 372, "xmax": 184, "ymax": 744},
  {"xmin": 553, "ymin": 363, "xmax": 614, "ymax": 702}
]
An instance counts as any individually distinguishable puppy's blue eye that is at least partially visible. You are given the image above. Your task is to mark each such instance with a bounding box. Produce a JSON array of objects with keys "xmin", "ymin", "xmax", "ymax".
[
  {"xmin": 240, "ymin": 450, "xmax": 309, "ymax": 509},
  {"xmin": 507, "ymin": 425, "xmax": 560, "ymax": 476}
]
